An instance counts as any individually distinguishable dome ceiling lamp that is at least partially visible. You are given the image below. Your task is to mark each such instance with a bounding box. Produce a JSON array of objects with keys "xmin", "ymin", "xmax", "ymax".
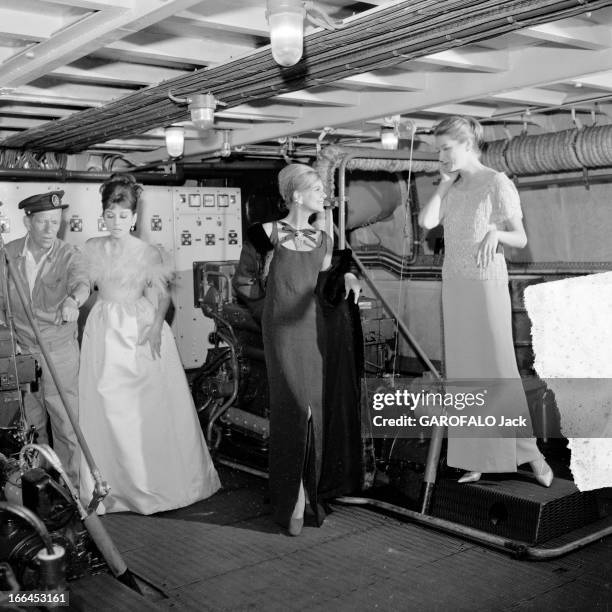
[
  {"xmin": 266, "ymin": 0, "xmax": 344, "ymax": 67},
  {"xmin": 164, "ymin": 125, "xmax": 185, "ymax": 158}
]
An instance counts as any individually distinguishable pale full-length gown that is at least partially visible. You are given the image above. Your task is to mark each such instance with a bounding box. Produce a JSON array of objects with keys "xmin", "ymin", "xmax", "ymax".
[
  {"xmin": 78, "ymin": 237, "xmax": 220, "ymax": 514},
  {"xmin": 441, "ymin": 171, "xmax": 543, "ymax": 472}
]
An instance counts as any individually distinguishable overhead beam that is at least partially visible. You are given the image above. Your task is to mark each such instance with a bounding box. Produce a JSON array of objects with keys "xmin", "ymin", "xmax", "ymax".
[
  {"xmin": 176, "ymin": 2, "xmax": 270, "ymax": 37},
  {"xmin": 336, "ymin": 71, "xmax": 427, "ymax": 92},
  {"xmin": 0, "ymin": 116, "xmax": 48, "ymax": 129},
  {"xmin": 0, "ymin": 0, "xmax": 206, "ymax": 87},
  {"xmin": 425, "ymin": 103, "xmax": 498, "ymax": 117},
  {"xmin": 150, "ymin": 16, "xmax": 264, "ymax": 47},
  {"xmin": 0, "ymin": 48, "xmax": 28, "ymax": 64},
  {"xmin": 43, "ymin": 0, "xmax": 133, "ymax": 8},
  {"xmin": 0, "ymin": 6, "xmax": 77, "ymax": 41},
  {"xmin": 0, "ymin": 89, "xmax": 100, "ymax": 108},
  {"xmin": 18, "ymin": 81, "xmax": 138, "ymax": 103},
  {"xmin": 569, "ymin": 71, "xmax": 612, "ymax": 91},
  {"xmin": 216, "ymin": 103, "xmax": 302, "ymax": 122},
  {"xmin": 490, "ymin": 87, "xmax": 568, "ymax": 106},
  {"xmin": 172, "ymin": 44, "xmax": 612, "ymax": 160},
  {"xmin": 417, "ymin": 47, "xmax": 509, "ymax": 73},
  {"xmin": 51, "ymin": 60, "xmax": 189, "ymax": 87},
  {"xmin": 276, "ymin": 89, "xmax": 361, "ymax": 107},
  {"xmin": 106, "ymin": 33, "xmax": 254, "ymax": 67},
  {"xmin": 517, "ymin": 17, "xmax": 612, "ymax": 49},
  {"xmin": 321, "ymin": 0, "xmax": 391, "ymax": 5},
  {"xmin": 0, "ymin": 104, "xmax": 75, "ymax": 119}
]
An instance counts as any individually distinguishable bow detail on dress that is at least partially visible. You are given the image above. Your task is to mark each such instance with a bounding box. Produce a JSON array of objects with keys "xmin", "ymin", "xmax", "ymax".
[{"xmin": 278, "ymin": 222, "xmax": 319, "ymax": 247}]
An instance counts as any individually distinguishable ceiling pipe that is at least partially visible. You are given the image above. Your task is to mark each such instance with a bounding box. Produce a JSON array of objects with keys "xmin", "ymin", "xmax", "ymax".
[
  {"xmin": 0, "ymin": 167, "xmax": 184, "ymax": 185},
  {"xmin": 182, "ymin": 160, "xmax": 286, "ymax": 178}
]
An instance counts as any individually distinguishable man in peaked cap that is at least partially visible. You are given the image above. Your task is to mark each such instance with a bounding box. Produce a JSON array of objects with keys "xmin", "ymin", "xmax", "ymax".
[{"xmin": 0, "ymin": 190, "xmax": 89, "ymax": 485}]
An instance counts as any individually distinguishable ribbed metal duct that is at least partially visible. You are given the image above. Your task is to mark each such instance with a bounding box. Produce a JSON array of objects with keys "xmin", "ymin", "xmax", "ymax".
[
  {"xmin": 2, "ymin": 0, "xmax": 611, "ymax": 153},
  {"xmin": 482, "ymin": 124, "xmax": 612, "ymax": 174}
]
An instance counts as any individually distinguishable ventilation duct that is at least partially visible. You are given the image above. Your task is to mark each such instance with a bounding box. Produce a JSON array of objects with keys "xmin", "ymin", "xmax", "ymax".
[{"xmin": 482, "ymin": 124, "xmax": 612, "ymax": 175}]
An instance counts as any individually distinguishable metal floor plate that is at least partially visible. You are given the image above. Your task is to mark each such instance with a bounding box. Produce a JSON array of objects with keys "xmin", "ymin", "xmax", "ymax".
[{"xmin": 90, "ymin": 467, "xmax": 612, "ymax": 611}]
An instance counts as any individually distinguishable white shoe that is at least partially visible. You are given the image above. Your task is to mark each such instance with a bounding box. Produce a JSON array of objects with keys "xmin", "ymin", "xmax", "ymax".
[
  {"xmin": 458, "ymin": 471, "xmax": 482, "ymax": 484},
  {"xmin": 530, "ymin": 459, "xmax": 553, "ymax": 487}
]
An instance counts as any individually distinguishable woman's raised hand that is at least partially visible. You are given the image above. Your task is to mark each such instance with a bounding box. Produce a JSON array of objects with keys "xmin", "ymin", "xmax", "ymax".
[
  {"xmin": 344, "ymin": 272, "xmax": 361, "ymax": 303},
  {"xmin": 438, "ymin": 167, "xmax": 460, "ymax": 192}
]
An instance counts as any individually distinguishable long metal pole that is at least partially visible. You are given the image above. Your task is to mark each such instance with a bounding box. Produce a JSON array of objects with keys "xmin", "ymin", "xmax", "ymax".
[{"xmin": 335, "ymin": 150, "xmax": 444, "ymax": 514}]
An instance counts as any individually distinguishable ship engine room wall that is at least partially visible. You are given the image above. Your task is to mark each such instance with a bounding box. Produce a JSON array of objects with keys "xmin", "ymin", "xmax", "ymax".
[
  {"xmin": 3, "ymin": 171, "xmax": 610, "ymax": 374},
  {"xmin": 0, "ymin": 182, "xmax": 242, "ymax": 369}
]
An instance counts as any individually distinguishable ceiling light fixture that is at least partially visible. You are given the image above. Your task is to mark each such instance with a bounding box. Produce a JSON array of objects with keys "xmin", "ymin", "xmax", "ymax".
[
  {"xmin": 164, "ymin": 125, "xmax": 185, "ymax": 158},
  {"xmin": 266, "ymin": 0, "xmax": 343, "ymax": 67},
  {"xmin": 220, "ymin": 130, "xmax": 232, "ymax": 158},
  {"xmin": 380, "ymin": 116, "xmax": 401, "ymax": 150},
  {"xmin": 168, "ymin": 91, "xmax": 226, "ymax": 131}
]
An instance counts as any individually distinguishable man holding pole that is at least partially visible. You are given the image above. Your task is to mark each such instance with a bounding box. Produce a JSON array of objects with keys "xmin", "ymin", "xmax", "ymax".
[{"xmin": 0, "ymin": 190, "xmax": 89, "ymax": 485}]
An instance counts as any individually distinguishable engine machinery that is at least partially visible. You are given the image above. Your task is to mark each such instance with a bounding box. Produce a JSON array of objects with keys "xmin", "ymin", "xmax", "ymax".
[
  {"xmin": 0, "ymin": 326, "xmax": 105, "ymax": 603},
  {"xmin": 0, "ymin": 457, "xmax": 105, "ymax": 592},
  {"xmin": 191, "ymin": 260, "xmax": 440, "ymax": 502}
]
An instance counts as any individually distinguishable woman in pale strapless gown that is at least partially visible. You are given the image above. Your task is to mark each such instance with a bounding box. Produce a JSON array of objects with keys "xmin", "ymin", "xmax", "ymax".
[{"xmin": 78, "ymin": 174, "xmax": 220, "ymax": 514}]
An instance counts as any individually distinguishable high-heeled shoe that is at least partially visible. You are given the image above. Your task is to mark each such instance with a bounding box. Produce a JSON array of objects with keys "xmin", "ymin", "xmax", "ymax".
[
  {"xmin": 288, "ymin": 516, "xmax": 303, "ymax": 537},
  {"xmin": 458, "ymin": 471, "xmax": 482, "ymax": 483},
  {"xmin": 530, "ymin": 458, "xmax": 553, "ymax": 487}
]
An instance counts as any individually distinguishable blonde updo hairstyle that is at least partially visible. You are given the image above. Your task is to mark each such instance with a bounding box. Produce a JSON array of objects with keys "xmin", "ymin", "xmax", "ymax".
[
  {"xmin": 278, "ymin": 164, "xmax": 322, "ymax": 207},
  {"xmin": 434, "ymin": 116, "xmax": 484, "ymax": 156},
  {"xmin": 100, "ymin": 173, "xmax": 142, "ymax": 213}
]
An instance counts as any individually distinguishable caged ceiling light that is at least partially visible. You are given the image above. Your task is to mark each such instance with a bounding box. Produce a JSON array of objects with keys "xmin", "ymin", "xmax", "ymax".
[
  {"xmin": 266, "ymin": 0, "xmax": 344, "ymax": 68},
  {"xmin": 168, "ymin": 91, "xmax": 226, "ymax": 131},
  {"xmin": 164, "ymin": 125, "xmax": 185, "ymax": 158},
  {"xmin": 380, "ymin": 122, "xmax": 399, "ymax": 150}
]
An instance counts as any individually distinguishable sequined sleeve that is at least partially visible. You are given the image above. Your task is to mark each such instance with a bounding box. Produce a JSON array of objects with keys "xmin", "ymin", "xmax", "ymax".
[{"xmin": 493, "ymin": 173, "xmax": 523, "ymax": 225}]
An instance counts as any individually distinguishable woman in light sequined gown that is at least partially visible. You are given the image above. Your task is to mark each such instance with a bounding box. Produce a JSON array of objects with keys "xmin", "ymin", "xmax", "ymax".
[{"xmin": 418, "ymin": 116, "xmax": 553, "ymax": 486}]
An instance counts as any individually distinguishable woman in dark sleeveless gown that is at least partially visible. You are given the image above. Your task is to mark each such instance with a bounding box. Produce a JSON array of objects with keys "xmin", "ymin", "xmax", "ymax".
[{"xmin": 233, "ymin": 163, "xmax": 363, "ymax": 535}]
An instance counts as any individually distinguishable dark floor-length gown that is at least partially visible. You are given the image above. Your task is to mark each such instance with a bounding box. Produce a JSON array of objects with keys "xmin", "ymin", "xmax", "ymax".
[
  {"xmin": 262, "ymin": 222, "xmax": 327, "ymax": 527},
  {"xmin": 261, "ymin": 222, "xmax": 361, "ymax": 527}
]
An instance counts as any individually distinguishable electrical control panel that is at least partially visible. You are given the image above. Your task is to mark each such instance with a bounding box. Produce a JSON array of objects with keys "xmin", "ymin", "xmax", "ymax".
[{"xmin": 172, "ymin": 187, "xmax": 242, "ymax": 368}]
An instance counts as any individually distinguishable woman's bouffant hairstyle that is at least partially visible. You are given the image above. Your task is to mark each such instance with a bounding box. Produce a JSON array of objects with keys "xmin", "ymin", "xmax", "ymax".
[
  {"xmin": 434, "ymin": 115, "xmax": 484, "ymax": 155},
  {"xmin": 277, "ymin": 164, "xmax": 322, "ymax": 205},
  {"xmin": 100, "ymin": 173, "xmax": 143, "ymax": 213}
]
